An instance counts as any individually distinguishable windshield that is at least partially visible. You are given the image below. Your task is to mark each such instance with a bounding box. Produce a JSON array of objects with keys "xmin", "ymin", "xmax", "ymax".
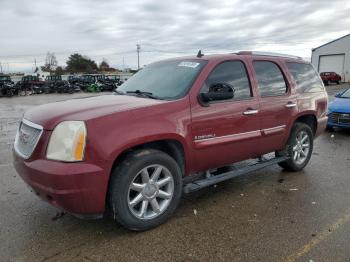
[
  {"xmin": 340, "ymin": 89, "xmax": 350, "ymax": 98},
  {"xmin": 118, "ymin": 59, "xmax": 207, "ymax": 100}
]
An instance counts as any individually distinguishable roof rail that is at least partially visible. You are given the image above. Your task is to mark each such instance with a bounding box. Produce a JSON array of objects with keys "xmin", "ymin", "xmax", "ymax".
[{"xmin": 237, "ymin": 51, "xmax": 302, "ymax": 60}]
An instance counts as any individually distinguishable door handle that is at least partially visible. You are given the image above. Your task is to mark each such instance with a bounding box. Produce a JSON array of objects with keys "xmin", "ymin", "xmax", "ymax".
[
  {"xmin": 285, "ymin": 102, "xmax": 297, "ymax": 108},
  {"xmin": 243, "ymin": 109, "xmax": 259, "ymax": 115}
]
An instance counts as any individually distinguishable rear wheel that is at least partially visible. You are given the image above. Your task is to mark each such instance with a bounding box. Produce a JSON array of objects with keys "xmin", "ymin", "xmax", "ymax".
[
  {"xmin": 109, "ymin": 149, "xmax": 182, "ymax": 231},
  {"xmin": 276, "ymin": 123, "xmax": 313, "ymax": 171},
  {"xmin": 6, "ymin": 89, "xmax": 14, "ymax": 97}
]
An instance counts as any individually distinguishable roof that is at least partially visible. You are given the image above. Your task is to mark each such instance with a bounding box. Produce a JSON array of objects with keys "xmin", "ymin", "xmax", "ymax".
[
  {"xmin": 167, "ymin": 51, "xmax": 304, "ymax": 63},
  {"xmin": 312, "ymin": 34, "xmax": 350, "ymax": 52}
]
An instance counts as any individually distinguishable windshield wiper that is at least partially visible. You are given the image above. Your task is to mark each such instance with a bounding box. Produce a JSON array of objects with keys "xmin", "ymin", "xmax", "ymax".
[{"xmin": 126, "ymin": 90, "xmax": 163, "ymax": 100}]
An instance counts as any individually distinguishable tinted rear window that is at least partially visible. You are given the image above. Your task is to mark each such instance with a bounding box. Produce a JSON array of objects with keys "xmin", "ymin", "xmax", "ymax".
[
  {"xmin": 286, "ymin": 62, "xmax": 324, "ymax": 93},
  {"xmin": 253, "ymin": 61, "xmax": 287, "ymax": 97}
]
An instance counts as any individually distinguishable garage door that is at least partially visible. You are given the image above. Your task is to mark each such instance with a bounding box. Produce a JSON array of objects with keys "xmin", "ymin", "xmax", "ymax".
[{"xmin": 319, "ymin": 54, "xmax": 345, "ymax": 80}]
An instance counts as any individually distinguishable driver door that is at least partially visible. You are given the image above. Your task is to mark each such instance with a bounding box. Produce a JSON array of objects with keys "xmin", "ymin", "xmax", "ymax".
[{"xmin": 190, "ymin": 60, "xmax": 261, "ymax": 172}]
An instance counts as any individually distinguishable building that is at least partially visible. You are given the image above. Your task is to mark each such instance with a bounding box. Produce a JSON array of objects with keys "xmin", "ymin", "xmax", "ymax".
[{"xmin": 311, "ymin": 34, "xmax": 350, "ymax": 82}]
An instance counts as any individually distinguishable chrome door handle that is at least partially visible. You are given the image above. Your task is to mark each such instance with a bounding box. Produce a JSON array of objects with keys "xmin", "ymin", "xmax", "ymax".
[
  {"xmin": 243, "ymin": 109, "xmax": 259, "ymax": 115},
  {"xmin": 285, "ymin": 103, "xmax": 297, "ymax": 108}
]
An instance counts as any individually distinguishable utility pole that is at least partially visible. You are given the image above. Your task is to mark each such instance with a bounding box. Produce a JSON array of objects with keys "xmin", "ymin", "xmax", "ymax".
[
  {"xmin": 0, "ymin": 62, "xmax": 2, "ymax": 73},
  {"xmin": 136, "ymin": 44, "xmax": 141, "ymax": 70}
]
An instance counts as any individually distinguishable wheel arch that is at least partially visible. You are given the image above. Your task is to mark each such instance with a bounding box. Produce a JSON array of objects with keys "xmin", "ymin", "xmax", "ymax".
[
  {"xmin": 109, "ymin": 138, "xmax": 187, "ymax": 179},
  {"xmin": 294, "ymin": 113, "xmax": 317, "ymax": 136}
]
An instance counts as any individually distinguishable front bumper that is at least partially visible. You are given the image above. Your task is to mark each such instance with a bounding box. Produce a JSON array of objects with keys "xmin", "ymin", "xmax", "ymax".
[
  {"xmin": 13, "ymin": 152, "xmax": 107, "ymax": 216},
  {"xmin": 327, "ymin": 113, "xmax": 350, "ymax": 128},
  {"xmin": 327, "ymin": 121, "xmax": 350, "ymax": 128}
]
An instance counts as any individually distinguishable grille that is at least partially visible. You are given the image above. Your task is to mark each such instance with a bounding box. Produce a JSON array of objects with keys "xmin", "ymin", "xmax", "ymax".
[
  {"xmin": 329, "ymin": 112, "xmax": 350, "ymax": 125},
  {"xmin": 14, "ymin": 119, "xmax": 43, "ymax": 159},
  {"xmin": 330, "ymin": 113, "xmax": 340, "ymax": 123}
]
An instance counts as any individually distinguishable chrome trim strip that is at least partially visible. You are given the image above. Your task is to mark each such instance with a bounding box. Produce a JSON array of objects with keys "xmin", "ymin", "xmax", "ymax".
[
  {"xmin": 22, "ymin": 118, "xmax": 43, "ymax": 130},
  {"xmin": 194, "ymin": 130, "xmax": 260, "ymax": 142},
  {"xmin": 194, "ymin": 125, "xmax": 286, "ymax": 145},
  {"xmin": 262, "ymin": 125, "xmax": 286, "ymax": 136},
  {"xmin": 14, "ymin": 119, "xmax": 44, "ymax": 159}
]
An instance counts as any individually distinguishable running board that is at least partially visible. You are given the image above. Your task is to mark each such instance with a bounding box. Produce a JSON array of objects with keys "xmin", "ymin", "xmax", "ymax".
[{"xmin": 183, "ymin": 156, "xmax": 289, "ymax": 193}]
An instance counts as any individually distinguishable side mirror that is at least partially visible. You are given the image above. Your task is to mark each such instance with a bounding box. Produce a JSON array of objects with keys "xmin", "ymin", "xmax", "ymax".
[{"xmin": 199, "ymin": 83, "xmax": 234, "ymax": 104}]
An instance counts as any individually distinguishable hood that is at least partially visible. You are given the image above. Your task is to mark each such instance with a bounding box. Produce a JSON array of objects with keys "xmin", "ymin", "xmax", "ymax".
[
  {"xmin": 329, "ymin": 97, "xmax": 350, "ymax": 113},
  {"xmin": 24, "ymin": 94, "xmax": 166, "ymax": 130}
]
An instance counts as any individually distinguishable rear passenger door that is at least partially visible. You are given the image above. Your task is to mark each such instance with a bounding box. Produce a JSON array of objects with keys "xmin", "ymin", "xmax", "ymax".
[{"xmin": 252, "ymin": 60, "xmax": 297, "ymax": 154}]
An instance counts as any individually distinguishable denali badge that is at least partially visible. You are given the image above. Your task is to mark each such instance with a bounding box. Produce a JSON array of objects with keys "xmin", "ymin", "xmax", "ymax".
[{"xmin": 194, "ymin": 134, "xmax": 216, "ymax": 140}]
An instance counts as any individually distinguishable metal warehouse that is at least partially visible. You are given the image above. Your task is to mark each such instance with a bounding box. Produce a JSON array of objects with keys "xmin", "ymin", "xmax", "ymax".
[{"xmin": 311, "ymin": 34, "xmax": 350, "ymax": 82}]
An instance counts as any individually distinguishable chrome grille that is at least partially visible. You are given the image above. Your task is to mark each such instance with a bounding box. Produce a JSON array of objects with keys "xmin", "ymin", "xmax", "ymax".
[
  {"xmin": 14, "ymin": 119, "xmax": 43, "ymax": 159},
  {"xmin": 329, "ymin": 112, "xmax": 350, "ymax": 125},
  {"xmin": 330, "ymin": 113, "xmax": 340, "ymax": 123}
]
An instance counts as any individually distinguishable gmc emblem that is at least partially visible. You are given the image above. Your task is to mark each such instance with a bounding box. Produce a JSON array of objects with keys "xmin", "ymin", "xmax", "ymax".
[{"xmin": 19, "ymin": 130, "xmax": 30, "ymax": 144}]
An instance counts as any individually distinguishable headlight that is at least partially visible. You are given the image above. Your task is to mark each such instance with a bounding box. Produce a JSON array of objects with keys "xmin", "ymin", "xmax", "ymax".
[{"xmin": 46, "ymin": 121, "xmax": 87, "ymax": 162}]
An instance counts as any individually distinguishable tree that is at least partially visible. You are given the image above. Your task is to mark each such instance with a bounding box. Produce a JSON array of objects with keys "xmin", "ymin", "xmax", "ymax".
[
  {"xmin": 99, "ymin": 59, "xmax": 110, "ymax": 71},
  {"xmin": 41, "ymin": 52, "xmax": 58, "ymax": 72},
  {"xmin": 55, "ymin": 66, "xmax": 65, "ymax": 75},
  {"xmin": 66, "ymin": 53, "xmax": 98, "ymax": 73}
]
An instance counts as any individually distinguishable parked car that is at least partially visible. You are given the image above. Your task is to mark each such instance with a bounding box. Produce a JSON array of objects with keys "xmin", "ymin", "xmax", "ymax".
[
  {"xmin": 0, "ymin": 74, "xmax": 17, "ymax": 97},
  {"xmin": 106, "ymin": 75, "xmax": 124, "ymax": 87},
  {"xmin": 320, "ymin": 72, "xmax": 341, "ymax": 85},
  {"xmin": 327, "ymin": 88, "xmax": 350, "ymax": 129},
  {"xmin": 67, "ymin": 75, "xmax": 84, "ymax": 92},
  {"xmin": 16, "ymin": 75, "xmax": 45, "ymax": 95},
  {"xmin": 13, "ymin": 52, "xmax": 328, "ymax": 231},
  {"xmin": 43, "ymin": 75, "xmax": 65, "ymax": 93}
]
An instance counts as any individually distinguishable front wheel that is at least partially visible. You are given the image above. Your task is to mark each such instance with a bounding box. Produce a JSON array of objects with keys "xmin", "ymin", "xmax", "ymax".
[
  {"xmin": 276, "ymin": 123, "xmax": 314, "ymax": 172},
  {"xmin": 108, "ymin": 149, "xmax": 182, "ymax": 231}
]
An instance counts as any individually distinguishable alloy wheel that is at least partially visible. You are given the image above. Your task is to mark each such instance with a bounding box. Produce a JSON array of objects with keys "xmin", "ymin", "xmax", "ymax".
[
  {"xmin": 127, "ymin": 164, "xmax": 174, "ymax": 220},
  {"xmin": 292, "ymin": 130, "xmax": 310, "ymax": 165}
]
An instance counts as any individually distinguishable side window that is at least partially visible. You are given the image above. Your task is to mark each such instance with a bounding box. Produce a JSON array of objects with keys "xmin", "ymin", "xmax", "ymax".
[
  {"xmin": 286, "ymin": 62, "xmax": 324, "ymax": 93},
  {"xmin": 253, "ymin": 61, "xmax": 287, "ymax": 97},
  {"xmin": 202, "ymin": 61, "xmax": 252, "ymax": 101}
]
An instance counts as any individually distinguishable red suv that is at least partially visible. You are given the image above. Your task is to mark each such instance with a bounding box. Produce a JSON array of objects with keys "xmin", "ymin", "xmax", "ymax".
[
  {"xmin": 13, "ymin": 51, "xmax": 328, "ymax": 231},
  {"xmin": 320, "ymin": 72, "xmax": 341, "ymax": 85}
]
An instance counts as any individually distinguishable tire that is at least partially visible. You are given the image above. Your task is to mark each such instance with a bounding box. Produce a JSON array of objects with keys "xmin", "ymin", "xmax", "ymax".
[
  {"xmin": 19, "ymin": 89, "xmax": 26, "ymax": 96},
  {"xmin": 276, "ymin": 123, "xmax": 314, "ymax": 172},
  {"xmin": 6, "ymin": 89, "xmax": 14, "ymax": 97},
  {"xmin": 108, "ymin": 149, "xmax": 183, "ymax": 231}
]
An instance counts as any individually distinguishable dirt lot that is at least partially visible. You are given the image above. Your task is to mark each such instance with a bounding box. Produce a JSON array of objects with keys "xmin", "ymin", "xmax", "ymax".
[{"xmin": 1, "ymin": 86, "xmax": 350, "ymax": 262}]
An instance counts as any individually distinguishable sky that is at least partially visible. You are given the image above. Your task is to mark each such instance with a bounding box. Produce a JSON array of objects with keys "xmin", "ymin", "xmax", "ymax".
[{"xmin": 0, "ymin": 0, "xmax": 350, "ymax": 73}]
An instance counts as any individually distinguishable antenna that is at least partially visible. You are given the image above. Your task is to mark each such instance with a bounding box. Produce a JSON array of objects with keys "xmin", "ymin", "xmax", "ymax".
[{"xmin": 197, "ymin": 50, "xmax": 204, "ymax": 58}]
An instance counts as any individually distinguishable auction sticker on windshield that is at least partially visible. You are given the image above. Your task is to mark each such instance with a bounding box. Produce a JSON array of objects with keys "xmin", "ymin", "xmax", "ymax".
[{"xmin": 178, "ymin": 61, "xmax": 200, "ymax": 68}]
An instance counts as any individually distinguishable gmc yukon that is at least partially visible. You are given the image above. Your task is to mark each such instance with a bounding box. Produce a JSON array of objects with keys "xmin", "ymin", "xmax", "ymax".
[{"xmin": 13, "ymin": 51, "xmax": 328, "ymax": 231}]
